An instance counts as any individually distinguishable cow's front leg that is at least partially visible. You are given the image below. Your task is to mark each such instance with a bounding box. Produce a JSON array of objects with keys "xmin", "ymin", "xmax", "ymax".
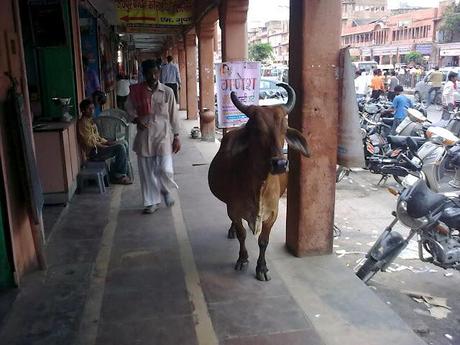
[
  {"xmin": 256, "ymin": 219, "xmax": 274, "ymax": 281},
  {"xmin": 256, "ymin": 237, "xmax": 270, "ymax": 281},
  {"xmin": 227, "ymin": 222, "xmax": 236, "ymax": 239},
  {"xmin": 233, "ymin": 221, "xmax": 248, "ymax": 270}
]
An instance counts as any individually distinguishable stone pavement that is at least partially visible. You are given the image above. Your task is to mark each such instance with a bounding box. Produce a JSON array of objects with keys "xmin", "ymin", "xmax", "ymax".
[{"xmin": 0, "ymin": 117, "xmax": 426, "ymax": 345}]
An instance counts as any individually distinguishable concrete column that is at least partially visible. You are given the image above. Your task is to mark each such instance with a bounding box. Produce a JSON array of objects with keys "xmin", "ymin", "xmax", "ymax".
[
  {"xmin": 177, "ymin": 42, "xmax": 187, "ymax": 110},
  {"xmin": 219, "ymin": 0, "xmax": 249, "ymax": 61},
  {"xmin": 197, "ymin": 10, "xmax": 217, "ymax": 141},
  {"xmin": 286, "ymin": 0, "xmax": 341, "ymax": 256},
  {"xmin": 185, "ymin": 33, "xmax": 198, "ymax": 120},
  {"xmin": 171, "ymin": 45, "xmax": 179, "ymax": 64}
]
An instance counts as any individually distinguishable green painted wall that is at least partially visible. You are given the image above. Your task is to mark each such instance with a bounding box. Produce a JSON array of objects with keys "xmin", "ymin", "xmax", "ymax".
[{"xmin": 37, "ymin": 0, "xmax": 77, "ymax": 119}]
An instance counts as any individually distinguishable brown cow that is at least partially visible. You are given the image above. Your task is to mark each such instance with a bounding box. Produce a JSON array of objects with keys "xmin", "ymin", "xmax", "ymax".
[{"xmin": 208, "ymin": 83, "xmax": 310, "ymax": 281}]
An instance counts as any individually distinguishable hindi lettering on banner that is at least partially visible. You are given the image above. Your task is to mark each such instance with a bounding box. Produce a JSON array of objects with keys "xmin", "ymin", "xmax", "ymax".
[
  {"xmin": 215, "ymin": 61, "xmax": 261, "ymax": 128},
  {"xmin": 116, "ymin": 0, "xmax": 193, "ymax": 26}
]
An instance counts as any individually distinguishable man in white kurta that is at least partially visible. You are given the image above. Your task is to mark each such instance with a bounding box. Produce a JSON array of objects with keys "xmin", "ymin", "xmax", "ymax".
[{"xmin": 126, "ymin": 60, "xmax": 181, "ymax": 214}]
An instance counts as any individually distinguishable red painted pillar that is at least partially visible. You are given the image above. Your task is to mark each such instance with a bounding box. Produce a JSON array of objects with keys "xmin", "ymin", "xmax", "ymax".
[
  {"xmin": 197, "ymin": 9, "xmax": 217, "ymax": 141},
  {"xmin": 177, "ymin": 41, "xmax": 187, "ymax": 110},
  {"xmin": 286, "ymin": 0, "xmax": 341, "ymax": 256},
  {"xmin": 185, "ymin": 33, "xmax": 198, "ymax": 120},
  {"xmin": 218, "ymin": 0, "xmax": 249, "ymax": 61}
]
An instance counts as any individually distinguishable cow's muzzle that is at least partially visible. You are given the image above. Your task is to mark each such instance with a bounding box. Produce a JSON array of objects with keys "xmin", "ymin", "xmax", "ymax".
[{"xmin": 271, "ymin": 158, "xmax": 289, "ymax": 174}]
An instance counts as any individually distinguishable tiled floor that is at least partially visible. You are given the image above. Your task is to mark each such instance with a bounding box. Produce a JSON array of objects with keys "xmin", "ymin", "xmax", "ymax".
[{"xmin": 0, "ymin": 119, "xmax": 425, "ymax": 345}]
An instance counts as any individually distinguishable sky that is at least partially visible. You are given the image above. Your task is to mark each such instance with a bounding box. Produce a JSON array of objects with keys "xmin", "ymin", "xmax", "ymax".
[
  {"xmin": 247, "ymin": 0, "xmax": 289, "ymax": 28},
  {"xmin": 387, "ymin": 0, "xmax": 439, "ymax": 9},
  {"xmin": 247, "ymin": 0, "xmax": 440, "ymax": 28}
]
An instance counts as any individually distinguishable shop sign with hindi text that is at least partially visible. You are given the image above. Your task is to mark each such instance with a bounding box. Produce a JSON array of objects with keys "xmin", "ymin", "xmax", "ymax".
[
  {"xmin": 215, "ymin": 61, "xmax": 261, "ymax": 128},
  {"xmin": 116, "ymin": 0, "xmax": 193, "ymax": 26}
]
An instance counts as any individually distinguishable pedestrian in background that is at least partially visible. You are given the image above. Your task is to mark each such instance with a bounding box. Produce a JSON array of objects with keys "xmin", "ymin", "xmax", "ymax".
[
  {"xmin": 442, "ymin": 71, "xmax": 458, "ymax": 121},
  {"xmin": 370, "ymin": 69, "xmax": 384, "ymax": 100},
  {"xmin": 427, "ymin": 66, "xmax": 443, "ymax": 106},
  {"xmin": 116, "ymin": 74, "xmax": 130, "ymax": 110},
  {"xmin": 387, "ymin": 70, "xmax": 399, "ymax": 101},
  {"xmin": 389, "ymin": 85, "xmax": 413, "ymax": 134},
  {"xmin": 355, "ymin": 70, "xmax": 368, "ymax": 101},
  {"xmin": 160, "ymin": 55, "xmax": 181, "ymax": 103}
]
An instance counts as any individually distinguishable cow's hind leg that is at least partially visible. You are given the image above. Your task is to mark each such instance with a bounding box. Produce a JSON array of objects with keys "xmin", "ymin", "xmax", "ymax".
[
  {"xmin": 233, "ymin": 221, "xmax": 249, "ymax": 270},
  {"xmin": 227, "ymin": 222, "xmax": 236, "ymax": 239},
  {"xmin": 256, "ymin": 219, "xmax": 275, "ymax": 281}
]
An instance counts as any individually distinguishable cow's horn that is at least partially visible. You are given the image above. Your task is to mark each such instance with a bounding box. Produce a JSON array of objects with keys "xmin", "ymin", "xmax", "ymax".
[
  {"xmin": 277, "ymin": 83, "xmax": 296, "ymax": 114},
  {"xmin": 230, "ymin": 91, "xmax": 253, "ymax": 117}
]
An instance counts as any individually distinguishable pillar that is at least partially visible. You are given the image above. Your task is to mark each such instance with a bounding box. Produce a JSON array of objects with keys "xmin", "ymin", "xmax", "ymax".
[
  {"xmin": 185, "ymin": 32, "xmax": 198, "ymax": 120},
  {"xmin": 177, "ymin": 41, "xmax": 187, "ymax": 110},
  {"xmin": 197, "ymin": 9, "xmax": 218, "ymax": 141},
  {"xmin": 219, "ymin": 0, "xmax": 249, "ymax": 61},
  {"xmin": 286, "ymin": 0, "xmax": 341, "ymax": 256}
]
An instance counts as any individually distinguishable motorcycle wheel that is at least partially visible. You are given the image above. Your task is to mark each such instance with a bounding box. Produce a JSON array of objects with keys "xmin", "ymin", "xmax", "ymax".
[{"xmin": 356, "ymin": 257, "xmax": 379, "ymax": 283}]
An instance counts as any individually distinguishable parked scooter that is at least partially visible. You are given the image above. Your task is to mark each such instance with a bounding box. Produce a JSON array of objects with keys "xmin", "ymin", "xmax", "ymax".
[
  {"xmin": 417, "ymin": 126, "xmax": 460, "ymax": 192},
  {"xmin": 357, "ymin": 175, "xmax": 460, "ymax": 283},
  {"xmin": 396, "ymin": 107, "xmax": 430, "ymax": 137}
]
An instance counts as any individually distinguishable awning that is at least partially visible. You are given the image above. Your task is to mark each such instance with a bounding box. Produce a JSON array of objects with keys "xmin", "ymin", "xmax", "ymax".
[
  {"xmin": 416, "ymin": 43, "xmax": 432, "ymax": 55},
  {"xmin": 440, "ymin": 48, "xmax": 460, "ymax": 56},
  {"xmin": 397, "ymin": 45, "xmax": 412, "ymax": 55},
  {"xmin": 372, "ymin": 46, "xmax": 397, "ymax": 56},
  {"xmin": 361, "ymin": 47, "xmax": 372, "ymax": 56}
]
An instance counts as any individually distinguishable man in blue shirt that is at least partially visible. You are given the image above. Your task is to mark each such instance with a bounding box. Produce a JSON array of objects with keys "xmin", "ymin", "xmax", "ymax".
[{"xmin": 390, "ymin": 85, "xmax": 412, "ymax": 134}]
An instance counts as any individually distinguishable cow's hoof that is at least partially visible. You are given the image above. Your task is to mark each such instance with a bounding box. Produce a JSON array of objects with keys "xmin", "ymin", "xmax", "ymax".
[
  {"xmin": 227, "ymin": 227, "xmax": 236, "ymax": 239},
  {"xmin": 256, "ymin": 268, "xmax": 271, "ymax": 281},
  {"xmin": 234, "ymin": 258, "xmax": 249, "ymax": 270}
]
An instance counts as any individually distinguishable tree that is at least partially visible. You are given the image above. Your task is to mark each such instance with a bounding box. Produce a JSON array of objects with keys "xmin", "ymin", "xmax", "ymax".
[
  {"xmin": 439, "ymin": 4, "xmax": 460, "ymax": 43},
  {"xmin": 406, "ymin": 51, "xmax": 423, "ymax": 65},
  {"xmin": 248, "ymin": 43, "xmax": 274, "ymax": 63}
]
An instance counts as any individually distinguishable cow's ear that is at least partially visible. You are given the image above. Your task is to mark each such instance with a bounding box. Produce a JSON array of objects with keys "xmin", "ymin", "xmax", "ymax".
[{"xmin": 286, "ymin": 128, "xmax": 310, "ymax": 157}]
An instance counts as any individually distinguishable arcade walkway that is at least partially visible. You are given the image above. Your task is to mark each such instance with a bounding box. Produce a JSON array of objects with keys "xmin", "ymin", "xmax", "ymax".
[{"xmin": 0, "ymin": 118, "xmax": 425, "ymax": 345}]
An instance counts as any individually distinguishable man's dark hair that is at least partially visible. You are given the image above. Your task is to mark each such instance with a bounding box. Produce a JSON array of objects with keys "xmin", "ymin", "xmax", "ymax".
[
  {"xmin": 448, "ymin": 71, "xmax": 458, "ymax": 81},
  {"xmin": 391, "ymin": 70, "xmax": 396, "ymax": 76},
  {"xmin": 79, "ymin": 99, "xmax": 92, "ymax": 113},
  {"xmin": 92, "ymin": 90, "xmax": 107, "ymax": 105},
  {"xmin": 434, "ymin": 66, "xmax": 439, "ymax": 70},
  {"xmin": 142, "ymin": 59, "xmax": 159, "ymax": 75},
  {"xmin": 355, "ymin": 71, "xmax": 361, "ymax": 77},
  {"xmin": 373, "ymin": 69, "xmax": 379, "ymax": 76},
  {"xmin": 167, "ymin": 55, "xmax": 173, "ymax": 63},
  {"xmin": 394, "ymin": 85, "xmax": 404, "ymax": 93}
]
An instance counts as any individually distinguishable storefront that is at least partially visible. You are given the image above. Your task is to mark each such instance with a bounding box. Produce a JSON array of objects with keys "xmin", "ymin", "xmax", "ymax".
[
  {"xmin": 439, "ymin": 43, "xmax": 460, "ymax": 67},
  {"xmin": 361, "ymin": 47, "xmax": 372, "ymax": 61},
  {"xmin": 372, "ymin": 46, "xmax": 397, "ymax": 65},
  {"xmin": 396, "ymin": 45, "xmax": 413, "ymax": 64}
]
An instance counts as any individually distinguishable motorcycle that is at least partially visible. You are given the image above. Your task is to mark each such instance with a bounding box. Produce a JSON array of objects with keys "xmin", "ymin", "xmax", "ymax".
[
  {"xmin": 396, "ymin": 107, "xmax": 430, "ymax": 137},
  {"xmin": 357, "ymin": 175, "xmax": 460, "ymax": 283},
  {"xmin": 362, "ymin": 117, "xmax": 424, "ymax": 184},
  {"xmin": 417, "ymin": 126, "xmax": 460, "ymax": 192}
]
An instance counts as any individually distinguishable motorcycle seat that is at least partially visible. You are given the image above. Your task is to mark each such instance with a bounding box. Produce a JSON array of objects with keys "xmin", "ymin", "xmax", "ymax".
[
  {"xmin": 388, "ymin": 136, "xmax": 425, "ymax": 149},
  {"xmin": 405, "ymin": 180, "xmax": 447, "ymax": 218}
]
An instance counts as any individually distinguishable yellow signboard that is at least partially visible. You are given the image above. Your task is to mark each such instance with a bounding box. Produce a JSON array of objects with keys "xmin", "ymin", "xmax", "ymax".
[{"xmin": 116, "ymin": 0, "xmax": 193, "ymax": 26}]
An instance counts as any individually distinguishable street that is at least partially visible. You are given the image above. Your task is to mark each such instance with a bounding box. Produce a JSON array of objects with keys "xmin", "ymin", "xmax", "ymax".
[{"xmin": 333, "ymin": 104, "xmax": 460, "ymax": 345}]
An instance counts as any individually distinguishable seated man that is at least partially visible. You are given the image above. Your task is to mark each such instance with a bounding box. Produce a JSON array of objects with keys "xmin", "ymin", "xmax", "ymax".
[{"xmin": 78, "ymin": 99, "xmax": 132, "ymax": 185}]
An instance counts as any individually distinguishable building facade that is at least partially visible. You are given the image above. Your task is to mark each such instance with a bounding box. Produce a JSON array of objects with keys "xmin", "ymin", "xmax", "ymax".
[
  {"xmin": 342, "ymin": 8, "xmax": 440, "ymax": 66},
  {"xmin": 248, "ymin": 20, "xmax": 289, "ymax": 64}
]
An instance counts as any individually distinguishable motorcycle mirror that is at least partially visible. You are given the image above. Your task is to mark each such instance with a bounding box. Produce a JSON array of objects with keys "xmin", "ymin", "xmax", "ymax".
[{"xmin": 387, "ymin": 186, "xmax": 400, "ymax": 196}]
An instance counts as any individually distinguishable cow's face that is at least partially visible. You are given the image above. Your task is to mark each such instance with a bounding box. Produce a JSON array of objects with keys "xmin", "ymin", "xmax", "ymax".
[
  {"xmin": 230, "ymin": 83, "xmax": 309, "ymax": 175},
  {"xmin": 246, "ymin": 106, "xmax": 289, "ymax": 174}
]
